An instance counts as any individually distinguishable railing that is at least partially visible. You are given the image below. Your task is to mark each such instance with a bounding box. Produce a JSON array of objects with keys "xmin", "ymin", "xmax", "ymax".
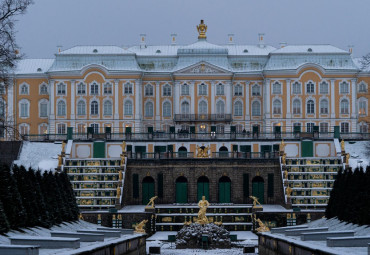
[
  {"xmin": 21, "ymin": 131, "xmax": 370, "ymax": 142},
  {"xmin": 174, "ymin": 114, "xmax": 232, "ymax": 122}
]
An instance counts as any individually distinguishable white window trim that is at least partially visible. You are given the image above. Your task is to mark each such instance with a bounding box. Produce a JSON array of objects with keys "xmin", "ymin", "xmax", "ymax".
[
  {"xmin": 358, "ymin": 81, "xmax": 368, "ymax": 93},
  {"xmin": 123, "ymin": 99, "xmax": 133, "ymax": 116},
  {"xmin": 38, "ymin": 99, "xmax": 49, "ymax": 118},
  {"xmin": 162, "ymin": 100, "xmax": 172, "ymax": 117},
  {"xmin": 77, "ymin": 82, "xmax": 87, "ymax": 95},
  {"xmin": 339, "ymin": 81, "xmax": 350, "ymax": 94},
  {"xmin": 103, "ymin": 82, "xmax": 113, "ymax": 95},
  {"xmin": 305, "ymin": 80, "xmax": 316, "ymax": 94},
  {"xmin": 292, "ymin": 97, "xmax": 302, "ymax": 115},
  {"xmin": 144, "ymin": 84, "xmax": 154, "ymax": 97},
  {"xmin": 19, "ymin": 82, "xmax": 30, "ymax": 95},
  {"xmin": 19, "ymin": 99, "xmax": 30, "ymax": 118},
  {"xmin": 272, "ymin": 81, "xmax": 282, "ymax": 95},
  {"xmin": 234, "ymin": 84, "xmax": 243, "ymax": 96},
  {"xmin": 39, "ymin": 82, "xmax": 48, "ymax": 95},
  {"xmin": 234, "ymin": 100, "xmax": 243, "ymax": 116},
  {"xmin": 305, "ymin": 97, "xmax": 316, "ymax": 115},
  {"xmin": 103, "ymin": 99, "xmax": 113, "ymax": 116},
  {"xmin": 90, "ymin": 99, "xmax": 100, "ymax": 116},
  {"xmin": 162, "ymin": 84, "xmax": 172, "ymax": 97},
  {"xmin": 319, "ymin": 96, "xmax": 330, "ymax": 115},
  {"xmin": 89, "ymin": 81, "xmax": 100, "ymax": 96},
  {"xmin": 144, "ymin": 100, "xmax": 154, "ymax": 117},
  {"xmin": 339, "ymin": 96, "xmax": 350, "ymax": 115},
  {"xmin": 56, "ymin": 82, "xmax": 67, "ymax": 96},
  {"xmin": 56, "ymin": 99, "xmax": 67, "ymax": 117},
  {"xmin": 77, "ymin": 99, "xmax": 86, "ymax": 116},
  {"xmin": 198, "ymin": 83, "xmax": 208, "ymax": 96},
  {"xmin": 251, "ymin": 100, "xmax": 261, "ymax": 116}
]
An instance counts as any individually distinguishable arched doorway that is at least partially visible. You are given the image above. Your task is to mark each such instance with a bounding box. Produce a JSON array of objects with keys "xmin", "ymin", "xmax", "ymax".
[
  {"xmin": 142, "ymin": 176, "xmax": 155, "ymax": 205},
  {"xmin": 219, "ymin": 146, "xmax": 228, "ymax": 158},
  {"xmin": 178, "ymin": 146, "xmax": 187, "ymax": 158},
  {"xmin": 252, "ymin": 176, "xmax": 264, "ymax": 204},
  {"xmin": 197, "ymin": 176, "xmax": 209, "ymax": 201},
  {"xmin": 176, "ymin": 176, "xmax": 188, "ymax": 203},
  {"xmin": 219, "ymin": 176, "xmax": 231, "ymax": 203}
]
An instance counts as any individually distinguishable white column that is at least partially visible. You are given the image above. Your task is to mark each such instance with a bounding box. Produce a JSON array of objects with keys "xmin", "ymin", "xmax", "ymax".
[
  {"xmin": 226, "ymin": 81, "xmax": 232, "ymax": 114},
  {"xmin": 7, "ymin": 79, "xmax": 14, "ymax": 122},
  {"xmin": 330, "ymin": 79, "xmax": 335, "ymax": 118},
  {"xmin": 245, "ymin": 81, "xmax": 250, "ymax": 120},
  {"xmin": 286, "ymin": 79, "xmax": 291, "ymax": 118},
  {"xmin": 134, "ymin": 79, "xmax": 142, "ymax": 133},
  {"xmin": 211, "ymin": 81, "xmax": 215, "ymax": 114},
  {"xmin": 49, "ymin": 80, "xmax": 55, "ymax": 134},
  {"xmin": 155, "ymin": 82, "xmax": 160, "ymax": 130},
  {"xmin": 351, "ymin": 79, "xmax": 357, "ymax": 118},
  {"xmin": 191, "ymin": 82, "xmax": 195, "ymax": 114},
  {"xmin": 70, "ymin": 80, "xmax": 75, "ymax": 122},
  {"xmin": 264, "ymin": 79, "xmax": 271, "ymax": 132},
  {"xmin": 174, "ymin": 81, "xmax": 180, "ymax": 115},
  {"xmin": 114, "ymin": 80, "xmax": 119, "ymax": 119}
]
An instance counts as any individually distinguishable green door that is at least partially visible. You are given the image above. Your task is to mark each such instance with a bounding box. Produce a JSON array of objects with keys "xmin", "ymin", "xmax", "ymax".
[
  {"xmin": 176, "ymin": 177, "xmax": 188, "ymax": 203},
  {"xmin": 197, "ymin": 176, "xmax": 209, "ymax": 201},
  {"xmin": 301, "ymin": 140, "xmax": 313, "ymax": 157},
  {"xmin": 219, "ymin": 177, "xmax": 231, "ymax": 203},
  {"xmin": 93, "ymin": 142, "xmax": 105, "ymax": 158},
  {"xmin": 261, "ymin": 145, "xmax": 272, "ymax": 158},
  {"xmin": 142, "ymin": 177, "xmax": 155, "ymax": 205},
  {"xmin": 154, "ymin": 146, "xmax": 167, "ymax": 153},
  {"xmin": 252, "ymin": 176, "xmax": 264, "ymax": 204}
]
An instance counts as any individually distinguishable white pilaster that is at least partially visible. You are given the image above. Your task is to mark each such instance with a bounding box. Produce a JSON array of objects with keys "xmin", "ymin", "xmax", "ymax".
[
  {"xmin": 286, "ymin": 79, "xmax": 291, "ymax": 119},
  {"xmin": 211, "ymin": 81, "xmax": 215, "ymax": 114},
  {"xmin": 49, "ymin": 80, "xmax": 55, "ymax": 134},
  {"xmin": 226, "ymin": 81, "xmax": 232, "ymax": 114},
  {"xmin": 330, "ymin": 79, "xmax": 336, "ymax": 118},
  {"xmin": 245, "ymin": 81, "xmax": 250, "ymax": 120},
  {"xmin": 134, "ymin": 79, "xmax": 142, "ymax": 133},
  {"xmin": 264, "ymin": 79, "xmax": 270, "ymax": 118},
  {"xmin": 70, "ymin": 80, "xmax": 75, "ymax": 123},
  {"xmin": 174, "ymin": 81, "xmax": 180, "ymax": 115},
  {"xmin": 351, "ymin": 79, "xmax": 357, "ymax": 118},
  {"xmin": 114, "ymin": 80, "xmax": 119, "ymax": 119},
  {"xmin": 155, "ymin": 82, "xmax": 160, "ymax": 130},
  {"xmin": 191, "ymin": 82, "xmax": 195, "ymax": 114}
]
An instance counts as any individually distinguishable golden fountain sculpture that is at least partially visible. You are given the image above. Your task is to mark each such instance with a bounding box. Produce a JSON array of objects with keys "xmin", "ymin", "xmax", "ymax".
[
  {"xmin": 134, "ymin": 219, "xmax": 148, "ymax": 234},
  {"xmin": 145, "ymin": 196, "xmax": 158, "ymax": 209},
  {"xmin": 256, "ymin": 217, "xmax": 270, "ymax": 232},
  {"xmin": 196, "ymin": 196, "xmax": 210, "ymax": 225},
  {"xmin": 249, "ymin": 196, "xmax": 262, "ymax": 208},
  {"xmin": 196, "ymin": 145, "xmax": 210, "ymax": 158}
]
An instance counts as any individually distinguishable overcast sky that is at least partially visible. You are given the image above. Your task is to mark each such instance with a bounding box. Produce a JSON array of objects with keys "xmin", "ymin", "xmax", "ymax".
[{"xmin": 15, "ymin": 0, "xmax": 370, "ymax": 59}]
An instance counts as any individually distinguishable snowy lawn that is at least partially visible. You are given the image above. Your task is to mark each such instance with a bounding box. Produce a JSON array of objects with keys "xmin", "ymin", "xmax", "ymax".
[{"xmin": 345, "ymin": 141, "xmax": 370, "ymax": 170}]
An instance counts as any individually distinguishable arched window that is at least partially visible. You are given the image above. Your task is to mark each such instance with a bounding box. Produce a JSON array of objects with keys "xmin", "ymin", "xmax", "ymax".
[
  {"xmin": 163, "ymin": 84, "xmax": 171, "ymax": 96},
  {"xmin": 145, "ymin": 84, "xmax": 153, "ymax": 96},
  {"xmin": 234, "ymin": 101, "xmax": 243, "ymax": 116},
  {"xmin": 292, "ymin": 99, "xmax": 301, "ymax": 114},
  {"xmin": 198, "ymin": 83, "xmax": 207, "ymax": 95},
  {"xmin": 124, "ymin": 101, "xmax": 133, "ymax": 115},
  {"xmin": 163, "ymin": 101, "xmax": 171, "ymax": 117},
  {"xmin": 216, "ymin": 101, "xmax": 225, "ymax": 115},
  {"xmin": 252, "ymin": 101, "xmax": 261, "ymax": 116},
  {"xmin": 306, "ymin": 81, "xmax": 315, "ymax": 94},
  {"xmin": 307, "ymin": 100, "xmax": 315, "ymax": 114},
  {"xmin": 234, "ymin": 84, "xmax": 243, "ymax": 96},
  {"xmin": 39, "ymin": 123, "xmax": 48, "ymax": 135},
  {"xmin": 181, "ymin": 101, "xmax": 190, "ymax": 115},
  {"xmin": 104, "ymin": 82, "xmax": 112, "ymax": 95},
  {"xmin": 340, "ymin": 99, "xmax": 349, "ymax": 114},
  {"xmin": 340, "ymin": 81, "xmax": 349, "ymax": 94},
  {"xmin": 20, "ymin": 84, "xmax": 29, "ymax": 95},
  {"xmin": 181, "ymin": 84, "xmax": 189, "ymax": 95},
  {"xmin": 39, "ymin": 100, "xmax": 48, "ymax": 117},
  {"xmin": 19, "ymin": 123, "xmax": 29, "ymax": 135},
  {"xmin": 216, "ymin": 83, "xmax": 224, "ymax": 95},
  {"xmin": 199, "ymin": 101, "xmax": 207, "ymax": 114},
  {"xmin": 103, "ymin": 101, "xmax": 112, "ymax": 116},
  {"xmin": 252, "ymin": 84, "xmax": 260, "ymax": 96},
  {"xmin": 57, "ymin": 101, "xmax": 66, "ymax": 116},
  {"xmin": 273, "ymin": 100, "xmax": 281, "ymax": 114},
  {"xmin": 77, "ymin": 100, "xmax": 86, "ymax": 115},
  {"xmin": 359, "ymin": 100, "xmax": 367, "ymax": 116},
  {"xmin": 320, "ymin": 99, "xmax": 329, "ymax": 114},
  {"xmin": 359, "ymin": 82, "xmax": 367, "ymax": 93},
  {"xmin": 57, "ymin": 83, "xmax": 66, "ymax": 95},
  {"xmin": 272, "ymin": 82, "xmax": 281, "ymax": 94},
  {"xmin": 292, "ymin": 82, "xmax": 301, "ymax": 94},
  {"xmin": 90, "ymin": 82, "xmax": 99, "ymax": 95},
  {"xmin": 145, "ymin": 101, "xmax": 153, "ymax": 117},
  {"xmin": 40, "ymin": 84, "xmax": 48, "ymax": 95},
  {"xmin": 77, "ymin": 82, "xmax": 86, "ymax": 95},
  {"xmin": 91, "ymin": 100, "xmax": 99, "ymax": 115},
  {"xmin": 124, "ymin": 82, "xmax": 133, "ymax": 94},
  {"xmin": 320, "ymin": 81, "xmax": 329, "ymax": 94}
]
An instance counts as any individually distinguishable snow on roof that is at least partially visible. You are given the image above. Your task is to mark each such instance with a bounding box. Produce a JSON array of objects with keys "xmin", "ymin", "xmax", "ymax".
[
  {"xmin": 59, "ymin": 46, "xmax": 133, "ymax": 55},
  {"xmin": 178, "ymin": 40, "xmax": 228, "ymax": 55},
  {"xmin": 224, "ymin": 44, "xmax": 276, "ymax": 56},
  {"xmin": 352, "ymin": 57, "xmax": 370, "ymax": 72},
  {"xmin": 15, "ymin": 59, "xmax": 54, "ymax": 74},
  {"xmin": 128, "ymin": 45, "xmax": 180, "ymax": 56},
  {"xmin": 271, "ymin": 45, "xmax": 348, "ymax": 54},
  {"xmin": 345, "ymin": 141, "xmax": 370, "ymax": 170},
  {"xmin": 13, "ymin": 141, "xmax": 62, "ymax": 172}
]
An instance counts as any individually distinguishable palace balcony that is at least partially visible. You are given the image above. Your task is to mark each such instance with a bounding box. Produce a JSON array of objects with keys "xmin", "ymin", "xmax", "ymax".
[{"xmin": 174, "ymin": 114, "xmax": 232, "ymax": 122}]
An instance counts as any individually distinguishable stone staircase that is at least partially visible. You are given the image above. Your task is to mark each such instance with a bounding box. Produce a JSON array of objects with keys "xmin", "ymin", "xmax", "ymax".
[{"xmin": 154, "ymin": 204, "xmax": 253, "ymax": 231}]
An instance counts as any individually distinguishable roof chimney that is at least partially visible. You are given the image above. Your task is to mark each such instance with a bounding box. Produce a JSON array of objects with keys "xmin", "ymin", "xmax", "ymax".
[
  {"xmin": 228, "ymin": 34, "xmax": 235, "ymax": 44},
  {"xmin": 279, "ymin": 42, "xmax": 287, "ymax": 48},
  {"xmin": 57, "ymin": 45, "xmax": 63, "ymax": 53},
  {"xmin": 171, "ymin": 33, "xmax": 177, "ymax": 45},
  {"xmin": 258, "ymin": 33, "xmax": 265, "ymax": 48},
  {"xmin": 348, "ymin": 45, "xmax": 354, "ymax": 54},
  {"xmin": 140, "ymin": 34, "xmax": 146, "ymax": 49}
]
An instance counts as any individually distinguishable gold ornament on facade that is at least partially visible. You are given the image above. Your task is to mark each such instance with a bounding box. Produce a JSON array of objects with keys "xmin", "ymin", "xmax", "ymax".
[
  {"xmin": 97, "ymin": 214, "xmax": 101, "ymax": 220},
  {"xmin": 116, "ymin": 186, "xmax": 121, "ymax": 198},
  {"xmin": 256, "ymin": 218, "xmax": 270, "ymax": 232},
  {"xmin": 119, "ymin": 170, "xmax": 123, "ymax": 181},
  {"xmin": 145, "ymin": 196, "xmax": 158, "ymax": 208},
  {"xmin": 197, "ymin": 20, "xmax": 207, "ymax": 39},
  {"xmin": 280, "ymin": 139, "xmax": 285, "ymax": 152},
  {"xmin": 249, "ymin": 196, "xmax": 262, "ymax": 208},
  {"xmin": 134, "ymin": 219, "xmax": 148, "ymax": 234},
  {"xmin": 341, "ymin": 139, "xmax": 345, "ymax": 151},
  {"xmin": 286, "ymin": 186, "xmax": 292, "ymax": 198},
  {"xmin": 196, "ymin": 196, "xmax": 210, "ymax": 225}
]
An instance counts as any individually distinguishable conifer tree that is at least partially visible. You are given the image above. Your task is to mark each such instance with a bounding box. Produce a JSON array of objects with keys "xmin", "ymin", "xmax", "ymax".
[
  {"xmin": 55, "ymin": 172, "xmax": 73, "ymax": 221},
  {"xmin": 0, "ymin": 199, "xmax": 10, "ymax": 234},
  {"xmin": 60, "ymin": 171, "xmax": 79, "ymax": 220},
  {"xmin": 31, "ymin": 170, "xmax": 51, "ymax": 228},
  {"xmin": 42, "ymin": 171, "xmax": 63, "ymax": 224}
]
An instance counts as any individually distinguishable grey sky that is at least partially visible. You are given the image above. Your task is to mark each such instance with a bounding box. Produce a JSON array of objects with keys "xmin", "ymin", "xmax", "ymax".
[{"xmin": 16, "ymin": 0, "xmax": 370, "ymax": 59}]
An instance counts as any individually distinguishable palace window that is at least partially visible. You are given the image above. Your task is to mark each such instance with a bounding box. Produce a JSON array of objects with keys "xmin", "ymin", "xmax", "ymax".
[
  {"xmin": 273, "ymin": 99, "xmax": 281, "ymax": 114},
  {"xmin": 252, "ymin": 101, "xmax": 261, "ymax": 116},
  {"xmin": 77, "ymin": 100, "xmax": 86, "ymax": 115},
  {"xmin": 163, "ymin": 101, "xmax": 171, "ymax": 117},
  {"xmin": 124, "ymin": 83, "xmax": 133, "ymax": 94},
  {"xmin": 39, "ymin": 101, "xmax": 48, "ymax": 117},
  {"xmin": 236, "ymin": 124, "xmax": 243, "ymax": 133},
  {"xmin": 181, "ymin": 101, "xmax": 190, "ymax": 115},
  {"xmin": 57, "ymin": 101, "xmax": 66, "ymax": 116},
  {"xmin": 103, "ymin": 101, "xmax": 112, "ymax": 116},
  {"xmin": 199, "ymin": 101, "xmax": 207, "ymax": 114},
  {"xmin": 340, "ymin": 81, "xmax": 349, "ymax": 94},
  {"xmin": 181, "ymin": 84, "xmax": 189, "ymax": 95},
  {"xmin": 307, "ymin": 100, "xmax": 315, "ymax": 114},
  {"xmin": 90, "ymin": 82, "xmax": 99, "ymax": 95},
  {"xmin": 306, "ymin": 82, "xmax": 315, "ymax": 94},
  {"xmin": 91, "ymin": 100, "xmax": 99, "ymax": 115},
  {"xmin": 358, "ymin": 82, "xmax": 367, "ymax": 93},
  {"xmin": 292, "ymin": 99, "xmax": 301, "ymax": 114},
  {"xmin": 145, "ymin": 84, "xmax": 153, "ymax": 96},
  {"xmin": 39, "ymin": 123, "xmax": 48, "ymax": 135},
  {"xmin": 57, "ymin": 83, "xmax": 66, "ymax": 95},
  {"xmin": 235, "ymin": 84, "xmax": 243, "ymax": 96},
  {"xmin": 234, "ymin": 101, "xmax": 243, "ymax": 116},
  {"xmin": 359, "ymin": 100, "xmax": 367, "ymax": 116},
  {"xmin": 306, "ymin": 123, "xmax": 314, "ymax": 133},
  {"xmin": 163, "ymin": 84, "xmax": 171, "ymax": 96},
  {"xmin": 340, "ymin": 122, "xmax": 349, "ymax": 133},
  {"xmin": 216, "ymin": 125, "xmax": 225, "ymax": 134},
  {"xmin": 216, "ymin": 83, "xmax": 224, "ymax": 95},
  {"xmin": 19, "ymin": 124, "xmax": 29, "ymax": 135},
  {"xmin": 20, "ymin": 84, "xmax": 29, "ymax": 95},
  {"xmin": 198, "ymin": 83, "xmax": 207, "ymax": 95},
  {"xmin": 320, "ymin": 123, "xmax": 329, "ymax": 133},
  {"xmin": 145, "ymin": 101, "xmax": 154, "ymax": 117},
  {"xmin": 320, "ymin": 99, "xmax": 329, "ymax": 114},
  {"xmin": 91, "ymin": 123, "xmax": 99, "ymax": 134},
  {"xmin": 57, "ymin": 123, "xmax": 66, "ymax": 134},
  {"xmin": 292, "ymin": 82, "xmax": 301, "ymax": 94},
  {"xmin": 252, "ymin": 84, "xmax": 260, "ymax": 96},
  {"xmin": 216, "ymin": 101, "xmax": 225, "ymax": 115},
  {"xmin": 40, "ymin": 84, "xmax": 48, "ymax": 95},
  {"xmin": 272, "ymin": 82, "xmax": 281, "ymax": 94},
  {"xmin": 20, "ymin": 101, "xmax": 29, "ymax": 118},
  {"xmin": 320, "ymin": 81, "xmax": 329, "ymax": 94},
  {"xmin": 124, "ymin": 101, "xmax": 133, "ymax": 115},
  {"xmin": 104, "ymin": 83, "xmax": 112, "ymax": 95},
  {"xmin": 77, "ymin": 83, "xmax": 86, "ymax": 95},
  {"xmin": 340, "ymin": 99, "xmax": 349, "ymax": 114},
  {"xmin": 359, "ymin": 123, "xmax": 368, "ymax": 133}
]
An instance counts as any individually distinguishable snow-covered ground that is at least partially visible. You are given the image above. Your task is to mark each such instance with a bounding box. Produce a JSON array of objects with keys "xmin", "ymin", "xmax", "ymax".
[
  {"xmin": 13, "ymin": 141, "xmax": 62, "ymax": 171},
  {"xmin": 345, "ymin": 141, "xmax": 370, "ymax": 170}
]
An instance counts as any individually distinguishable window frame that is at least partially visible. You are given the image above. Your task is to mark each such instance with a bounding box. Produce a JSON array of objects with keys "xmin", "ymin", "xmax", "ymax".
[
  {"xmin": 320, "ymin": 99, "xmax": 329, "ymax": 114},
  {"xmin": 90, "ymin": 82, "xmax": 99, "ymax": 95},
  {"xmin": 272, "ymin": 82, "xmax": 281, "ymax": 95},
  {"xmin": 145, "ymin": 101, "xmax": 154, "ymax": 117},
  {"xmin": 163, "ymin": 101, "xmax": 171, "ymax": 117},
  {"xmin": 124, "ymin": 82, "xmax": 133, "ymax": 95},
  {"xmin": 77, "ymin": 82, "xmax": 86, "ymax": 95},
  {"xmin": 307, "ymin": 100, "xmax": 315, "ymax": 114},
  {"xmin": 39, "ymin": 100, "xmax": 48, "ymax": 118},
  {"xmin": 235, "ymin": 84, "xmax": 243, "ymax": 96},
  {"xmin": 103, "ymin": 82, "xmax": 113, "ymax": 95},
  {"xmin": 340, "ymin": 81, "xmax": 349, "ymax": 94},
  {"xmin": 145, "ymin": 84, "xmax": 154, "ymax": 96},
  {"xmin": 340, "ymin": 122, "xmax": 349, "ymax": 133},
  {"xmin": 39, "ymin": 83, "xmax": 48, "ymax": 95},
  {"xmin": 198, "ymin": 83, "xmax": 207, "ymax": 96},
  {"xmin": 57, "ymin": 82, "xmax": 66, "ymax": 96},
  {"xmin": 306, "ymin": 81, "xmax": 315, "ymax": 94},
  {"xmin": 273, "ymin": 99, "xmax": 282, "ymax": 114},
  {"xmin": 124, "ymin": 100, "xmax": 133, "ymax": 116},
  {"xmin": 252, "ymin": 101, "xmax": 261, "ymax": 116},
  {"xmin": 57, "ymin": 100, "xmax": 66, "ymax": 116},
  {"xmin": 292, "ymin": 99, "xmax": 301, "ymax": 114},
  {"xmin": 163, "ymin": 84, "xmax": 172, "ymax": 97},
  {"xmin": 77, "ymin": 100, "xmax": 86, "ymax": 116},
  {"xmin": 216, "ymin": 83, "xmax": 224, "ymax": 96},
  {"xmin": 319, "ymin": 81, "xmax": 329, "ymax": 94},
  {"xmin": 19, "ymin": 100, "xmax": 29, "ymax": 118},
  {"xmin": 103, "ymin": 100, "xmax": 113, "ymax": 116},
  {"xmin": 340, "ymin": 99, "xmax": 349, "ymax": 114},
  {"xmin": 181, "ymin": 84, "xmax": 189, "ymax": 95},
  {"xmin": 234, "ymin": 101, "xmax": 243, "ymax": 116},
  {"xmin": 292, "ymin": 82, "xmax": 301, "ymax": 95},
  {"xmin": 90, "ymin": 100, "xmax": 99, "ymax": 115}
]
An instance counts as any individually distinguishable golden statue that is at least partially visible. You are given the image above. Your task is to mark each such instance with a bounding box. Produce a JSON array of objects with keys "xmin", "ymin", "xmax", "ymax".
[
  {"xmin": 286, "ymin": 186, "xmax": 292, "ymax": 198},
  {"xmin": 120, "ymin": 154, "xmax": 125, "ymax": 166},
  {"xmin": 214, "ymin": 221, "xmax": 223, "ymax": 226},
  {"xmin": 256, "ymin": 218, "xmax": 270, "ymax": 232},
  {"xmin": 79, "ymin": 213, "xmax": 84, "ymax": 220},
  {"xmin": 116, "ymin": 186, "xmax": 121, "ymax": 198},
  {"xmin": 119, "ymin": 170, "xmax": 123, "ymax": 181},
  {"xmin": 184, "ymin": 220, "xmax": 192, "ymax": 226},
  {"xmin": 97, "ymin": 214, "xmax": 101, "ymax": 220},
  {"xmin": 134, "ymin": 219, "xmax": 148, "ymax": 234},
  {"xmin": 61, "ymin": 141, "xmax": 66, "ymax": 154},
  {"xmin": 121, "ymin": 141, "xmax": 126, "ymax": 153},
  {"xmin": 284, "ymin": 170, "xmax": 288, "ymax": 180},
  {"xmin": 280, "ymin": 139, "xmax": 285, "ymax": 152},
  {"xmin": 196, "ymin": 145, "xmax": 204, "ymax": 158},
  {"xmin": 346, "ymin": 153, "xmax": 350, "ymax": 164},
  {"xmin": 249, "ymin": 196, "xmax": 262, "ymax": 208},
  {"xmin": 203, "ymin": 145, "xmax": 209, "ymax": 158},
  {"xmin": 282, "ymin": 153, "xmax": 286, "ymax": 165},
  {"xmin": 197, "ymin": 20, "xmax": 207, "ymax": 39},
  {"xmin": 146, "ymin": 196, "xmax": 158, "ymax": 208},
  {"xmin": 196, "ymin": 196, "xmax": 210, "ymax": 225},
  {"xmin": 341, "ymin": 139, "xmax": 345, "ymax": 151}
]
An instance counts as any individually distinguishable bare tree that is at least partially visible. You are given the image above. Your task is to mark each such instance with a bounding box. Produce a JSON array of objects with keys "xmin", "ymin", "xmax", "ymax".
[{"xmin": 360, "ymin": 53, "xmax": 370, "ymax": 71}]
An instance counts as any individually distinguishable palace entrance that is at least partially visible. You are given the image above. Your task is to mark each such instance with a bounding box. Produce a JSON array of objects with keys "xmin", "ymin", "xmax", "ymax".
[
  {"xmin": 197, "ymin": 176, "xmax": 209, "ymax": 201},
  {"xmin": 142, "ymin": 176, "xmax": 155, "ymax": 205},
  {"xmin": 219, "ymin": 176, "xmax": 231, "ymax": 203},
  {"xmin": 252, "ymin": 176, "xmax": 264, "ymax": 204},
  {"xmin": 175, "ymin": 176, "xmax": 188, "ymax": 203}
]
